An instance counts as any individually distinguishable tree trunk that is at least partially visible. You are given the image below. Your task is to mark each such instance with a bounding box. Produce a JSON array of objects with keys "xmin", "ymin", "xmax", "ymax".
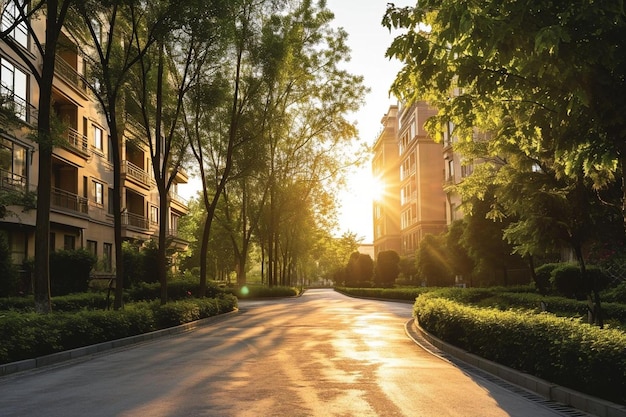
[{"xmin": 33, "ymin": 2, "xmax": 62, "ymax": 314}]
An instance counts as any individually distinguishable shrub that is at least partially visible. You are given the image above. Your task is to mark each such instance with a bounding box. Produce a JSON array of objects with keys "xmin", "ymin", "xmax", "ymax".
[
  {"xmin": 0, "ymin": 295, "xmax": 237, "ymax": 364},
  {"xmin": 374, "ymin": 250, "xmax": 400, "ymax": 287},
  {"xmin": 534, "ymin": 263, "xmax": 559, "ymax": 294},
  {"xmin": 50, "ymin": 249, "xmax": 96, "ymax": 296},
  {"xmin": 414, "ymin": 294, "xmax": 626, "ymax": 405},
  {"xmin": 0, "ymin": 232, "xmax": 19, "ymax": 297}
]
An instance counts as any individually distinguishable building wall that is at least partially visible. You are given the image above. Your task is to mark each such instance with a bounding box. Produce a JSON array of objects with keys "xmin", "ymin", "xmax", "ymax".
[
  {"xmin": 372, "ymin": 102, "xmax": 447, "ymax": 259},
  {"xmin": 0, "ymin": 13, "xmax": 189, "ymax": 280},
  {"xmin": 372, "ymin": 105, "xmax": 402, "ymax": 259}
]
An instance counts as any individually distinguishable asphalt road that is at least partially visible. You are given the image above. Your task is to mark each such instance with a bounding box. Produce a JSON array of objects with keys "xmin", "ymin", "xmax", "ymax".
[{"xmin": 0, "ymin": 289, "xmax": 587, "ymax": 416}]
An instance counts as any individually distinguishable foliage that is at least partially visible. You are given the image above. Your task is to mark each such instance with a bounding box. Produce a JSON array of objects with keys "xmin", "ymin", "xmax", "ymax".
[
  {"xmin": 374, "ymin": 250, "xmax": 400, "ymax": 287},
  {"xmin": 335, "ymin": 286, "xmax": 427, "ymax": 302},
  {"xmin": 415, "ymin": 234, "xmax": 453, "ymax": 286},
  {"xmin": 0, "ymin": 232, "xmax": 19, "ymax": 297},
  {"xmin": 414, "ymin": 294, "xmax": 626, "ymax": 404},
  {"xmin": 0, "ymin": 295, "xmax": 237, "ymax": 364},
  {"xmin": 49, "ymin": 249, "xmax": 97, "ymax": 296},
  {"xmin": 225, "ymin": 284, "xmax": 300, "ymax": 299},
  {"xmin": 122, "ymin": 240, "xmax": 159, "ymax": 288},
  {"xmin": 343, "ymin": 252, "xmax": 374, "ymax": 287}
]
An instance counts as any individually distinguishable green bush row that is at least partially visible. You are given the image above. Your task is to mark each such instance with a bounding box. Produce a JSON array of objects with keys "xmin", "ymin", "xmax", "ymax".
[
  {"xmin": 334, "ymin": 286, "xmax": 428, "ymax": 301},
  {"xmin": 226, "ymin": 285, "xmax": 301, "ymax": 298},
  {"xmin": 414, "ymin": 293, "xmax": 626, "ymax": 405},
  {"xmin": 0, "ymin": 295, "xmax": 237, "ymax": 364}
]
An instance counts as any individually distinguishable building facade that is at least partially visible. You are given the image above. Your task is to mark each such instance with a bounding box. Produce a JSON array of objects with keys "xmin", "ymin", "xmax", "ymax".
[
  {"xmin": 0, "ymin": 10, "xmax": 188, "ymax": 282},
  {"xmin": 372, "ymin": 105, "xmax": 401, "ymax": 259},
  {"xmin": 372, "ymin": 102, "xmax": 447, "ymax": 259}
]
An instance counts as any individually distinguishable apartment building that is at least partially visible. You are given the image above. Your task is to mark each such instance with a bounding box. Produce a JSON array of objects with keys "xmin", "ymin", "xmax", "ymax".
[
  {"xmin": 372, "ymin": 102, "xmax": 447, "ymax": 259},
  {"xmin": 0, "ymin": 9, "xmax": 189, "ymax": 278},
  {"xmin": 372, "ymin": 105, "xmax": 401, "ymax": 259}
]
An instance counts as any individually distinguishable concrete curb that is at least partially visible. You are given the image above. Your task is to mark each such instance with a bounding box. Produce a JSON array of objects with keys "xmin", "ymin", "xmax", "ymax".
[
  {"xmin": 406, "ymin": 318, "xmax": 626, "ymax": 417},
  {"xmin": 0, "ymin": 309, "xmax": 240, "ymax": 377}
]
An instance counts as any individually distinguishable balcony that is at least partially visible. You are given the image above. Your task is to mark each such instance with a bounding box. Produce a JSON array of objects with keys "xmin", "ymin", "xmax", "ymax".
[
  {"xmin": 61, "ymin": 127, "xmax": 90, "ymax": 158},
  {"xmin": 51, "ymin": 187, "xmax": 88, "ymax": 215},
  {"xmin": 55, "ymin": 57, "xmax": 88, "ymax": 95},
  {"xmin": 169, "ymin": 191, "xmax": 188, "ymax": 208},
  {"xmin": 122, "ymin": 160, "xmax": 150, "ymax": 188},
  {"xmin": 0, "ymin": 88, "xmax": 38, "ymax": 127},
  {"xmin": 122, "ymin": 212, "xmax": 149, "ymax": 230},
  {"xmin": 0, "ymin": 168, "xmax": 27, "ymax": 192}
]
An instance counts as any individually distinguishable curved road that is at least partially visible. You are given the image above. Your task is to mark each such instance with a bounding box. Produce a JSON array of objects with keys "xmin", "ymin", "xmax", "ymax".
[{"xmin": 0, "ymin": 289, "xmax": 586, "ymax": 416}]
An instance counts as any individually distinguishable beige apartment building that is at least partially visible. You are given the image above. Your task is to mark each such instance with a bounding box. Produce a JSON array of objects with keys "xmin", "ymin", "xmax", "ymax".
[
  {"xmin": 0, "ymin": 8, "xmax": 189, "ymax": 279},
  {"xmin": 372, "ymin": 102, "xmax": 447, "ymax": 259}
]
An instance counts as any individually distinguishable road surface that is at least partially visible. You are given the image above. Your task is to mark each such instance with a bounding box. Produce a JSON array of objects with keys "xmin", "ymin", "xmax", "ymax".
[{"xmin": 0, "ymin": 289, "xmax": 587, "ymax": 416}]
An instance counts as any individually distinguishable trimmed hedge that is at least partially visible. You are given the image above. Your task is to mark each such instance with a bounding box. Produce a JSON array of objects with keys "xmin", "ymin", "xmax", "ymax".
[
  {"xmin": 334, "ymin": 286, "xmax": 428, "ymax": 301},
  {"xmin": 0, "ymin": 295, "xmax": 237, "ymax": 364},
  {"xmin": 414, "ymin": 293, "xmax": 626, "ymax": 405},
  {"xmin": 226, "ymin": 285, "xmax": 301, "ymax": 298}
]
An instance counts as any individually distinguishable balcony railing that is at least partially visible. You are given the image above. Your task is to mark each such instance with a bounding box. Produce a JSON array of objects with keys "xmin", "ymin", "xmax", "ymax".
[
  {"xmin": 169, "ymin": 191, "xmax": 188, "ymax": 207},
  {"xmin": 0, "ymin": 168, "xmax": 27, "ymax": 192},
  {"xmin": 122, "ymin": 212, "xmax": 149, "ymax": 230},
  {"xmin": 51, "ymin": 187, "xmax": 88, "ymax": 214},
  {"xmin": 62, "ymin": 127, "xmax": 90, "ymax": 156},
  {"xmin": 55, "ymin": 57, "xmax": 88, "ymax": 93},
  {"xmin": 122, "ymin": 160, "xmax": 150, "ymax": 186},
  {"xmin": 0, "ymin": 87, "xmax": 38, "ymax": 126}
]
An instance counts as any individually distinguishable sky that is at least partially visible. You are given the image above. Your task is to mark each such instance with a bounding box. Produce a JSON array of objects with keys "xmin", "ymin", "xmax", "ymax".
[
  {"xmin": 324, "ymin": 0, "xmax": 410, "ymax": 243},
  {"xmin": 179, "ymin": 0, "xmax": 411, "ymax": 244}
]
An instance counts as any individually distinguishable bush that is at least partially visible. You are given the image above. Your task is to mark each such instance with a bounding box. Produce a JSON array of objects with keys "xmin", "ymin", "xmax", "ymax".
[
  {"xmin": 414, "ymin": 294, "xmax": 626, "ymax": 405},
  {"xmin": 50, "ymin": 249, "xmax": 96, "ymax": 296},
  {"xmin": 0, "ymin": 232, "xmax": 19, "ymax": 297},
  {"xmin": 0, "ymin": 295, "xmax": 237, "ymax": 364},
  {"xmin": 534, "ymin": 263, "xmax": 559, "ymax": 294}
]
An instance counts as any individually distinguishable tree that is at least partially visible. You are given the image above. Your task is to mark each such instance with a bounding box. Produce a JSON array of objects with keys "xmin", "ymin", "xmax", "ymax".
[
  {"xmin": 1, "ymin": 0, "xmax": 73, "ymax": 312},
  {"xmin": 383, "ymin": 0, "xmax": 625, "ymax": 321},
  {"xmin": 73, "ymin": 0, "xmax": 175, "ymax": 309},
  {"xmin": 374, "ymin": 250, "xmax": 400, "ymax": 287},
  {"xmin": 344, "ymin": 252, "xmax": 374, "ymax": 287},
  {"xmin": 415, "ymin": 233, "xmax": 453, "ymax": 287}
]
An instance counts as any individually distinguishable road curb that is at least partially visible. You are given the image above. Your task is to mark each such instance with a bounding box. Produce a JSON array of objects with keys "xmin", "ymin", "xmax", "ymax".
[
  {"xmin": 0, "ymin": 309, "xmax": 241, "ymax": 378},
  {"xmin": 405, "ymin": 318, "xmax": 626, "ymax": 417}
]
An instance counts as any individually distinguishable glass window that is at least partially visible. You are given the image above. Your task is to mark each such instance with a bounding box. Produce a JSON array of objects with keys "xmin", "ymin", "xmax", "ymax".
[
  {"xmin": 1, "ymin": 2, "xmax": 28, "ymax": 48},
  {"xmin": 64, "ymin": 234, "xmax": 75, "ymax": 250},
  {"xmin": 92, "ymin": 180, "xmax": 103, "ymax": 204},
  {"xmin": 0, "ymin": 58, "xmax": 28, "ymax": 121},
  {"xmin": 93, "ymin": 125, "xmax": 103, "ymax": 151},
  {"xmin": 103, "ymin": 243, "xmax": 112, "ymax": 272},
  {"xmin": 150, "ymin": 206, "xmax": 158, "ymax": 224},
  {"xmin": 87, "ymin": 240, "xmax": 97, "ymax": 257},
  {"xmin": 107, "ymin": 187, "xmax": 114, "ymax": 214}
]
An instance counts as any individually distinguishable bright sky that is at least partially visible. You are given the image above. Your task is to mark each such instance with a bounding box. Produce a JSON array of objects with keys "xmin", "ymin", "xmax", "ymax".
[
  {"xmin": 326, "ymin": 0, "xmax": 410, "ymax": 243},
  {"xmin": 179, "ymin": 0, "xmax": 411, "ymax": 243}
]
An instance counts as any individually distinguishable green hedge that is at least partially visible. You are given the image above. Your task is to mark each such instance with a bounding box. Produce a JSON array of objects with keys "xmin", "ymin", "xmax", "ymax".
[
  {"xmin": 334, "ymin": 286, "xmax": 428, "ymax": 301},
  {"xmin": 226, "ymin": 285, "xmax": 301, "ymax": 298},
  {"xmin": 414, "ymin": 293, "xmax": 626, "ymax": 405},
  {"xmin": 0, "ymin": 295, "xmax": 237, "ymax": 364}
]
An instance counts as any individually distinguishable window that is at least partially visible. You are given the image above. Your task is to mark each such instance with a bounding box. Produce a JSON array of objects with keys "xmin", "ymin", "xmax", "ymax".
[
  {"xmin": 87, "ymin": 240, "xmax": 97, "ymax": 257},
  {"xmin": 1, "ymin": 2, "xmax": 28, "ymax": 48},
  {"xmin": 150, "ymin": 206, "xmax": 159, "ymax": 224},
  {"xmin": 103, "ymin": 243, "xmax": 112, "ymax": 272},
  {"xmin": 0, "ymin": 57, "xmax": 28, "ymax": 121},
  {"xmin": 50, "ymin": 233, "xmax": 56, "ymax": 252},
  {"xmin": 93, "ymin": 125, "xmax": 103, "ymax": 152},
  {"xmin": 447, "ymin": 159, "xmax": 455, "ymax": 181},
  {"xmin": 0, "ymin": 138, "xmax": 27, "ymax": 190},
  {"xmin": 92, "ymin": 180, "xmax": 103, "ymax": 205},
  {"xmin": 170, "ymin": 213, "xmax": 179, "ymax": 234},
  {"xmin": 64, "ymin": 234, "xmax": 75, "ymax": 250}
]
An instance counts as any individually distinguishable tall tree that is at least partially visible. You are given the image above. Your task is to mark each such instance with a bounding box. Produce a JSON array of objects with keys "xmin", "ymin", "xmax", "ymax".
[
  {"xmin": 73, "ymin": 0, "xmax": 174, "ymax": 308},
  {"xmin": 1, "ymin": 0, "xmax": 72, "ymax": 312}
]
